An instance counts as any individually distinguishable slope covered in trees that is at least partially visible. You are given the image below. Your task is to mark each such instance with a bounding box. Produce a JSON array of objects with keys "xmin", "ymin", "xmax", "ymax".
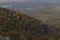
[
  {"xmin": 0, "ymin": 7, "xmax": 47, "ymax": 40},
  {"xmin": 0, "ymin": 7, "xmax": 60, "ymax": 40}
]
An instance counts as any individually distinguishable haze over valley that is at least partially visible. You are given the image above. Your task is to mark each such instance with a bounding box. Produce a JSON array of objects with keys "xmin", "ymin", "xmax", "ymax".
[{"xmin": 0, "ymin": 0, "xmax": 60, "ymax": 40}]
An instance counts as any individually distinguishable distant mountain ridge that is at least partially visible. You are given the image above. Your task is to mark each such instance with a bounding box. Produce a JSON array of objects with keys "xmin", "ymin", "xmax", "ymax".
[{"xmin": 0, "ymin": 1, "xmax": 60, "ymax": 8}]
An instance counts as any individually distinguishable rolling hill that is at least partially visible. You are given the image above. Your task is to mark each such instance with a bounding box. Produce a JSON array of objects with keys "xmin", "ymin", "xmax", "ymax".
[
  {"xmin": 0, "ymin": 7, "xmax": 60, "ymax": 40},
  {"xmin": 0, "ymin": 7, "xmax": 47, "ymax": 40}
]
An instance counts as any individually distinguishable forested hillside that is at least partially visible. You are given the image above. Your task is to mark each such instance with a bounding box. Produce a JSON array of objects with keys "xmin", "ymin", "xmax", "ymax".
[
  {"xmin": 0, "ymin": 7, "xmax": 47, "ymax": 40},
  {"xmin": 0, "ymin": 7, "xmax": 60, "ymax": 40}
]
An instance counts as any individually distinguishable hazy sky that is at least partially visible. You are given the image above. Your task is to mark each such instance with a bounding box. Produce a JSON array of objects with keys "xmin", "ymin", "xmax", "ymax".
[
  {"xmin": 0, "ymin": 0, "xmax": 60, "ymax": 2},
  {"xmin": 0, "ymin": 0, "xmax": 28, "ymax": 2}
]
